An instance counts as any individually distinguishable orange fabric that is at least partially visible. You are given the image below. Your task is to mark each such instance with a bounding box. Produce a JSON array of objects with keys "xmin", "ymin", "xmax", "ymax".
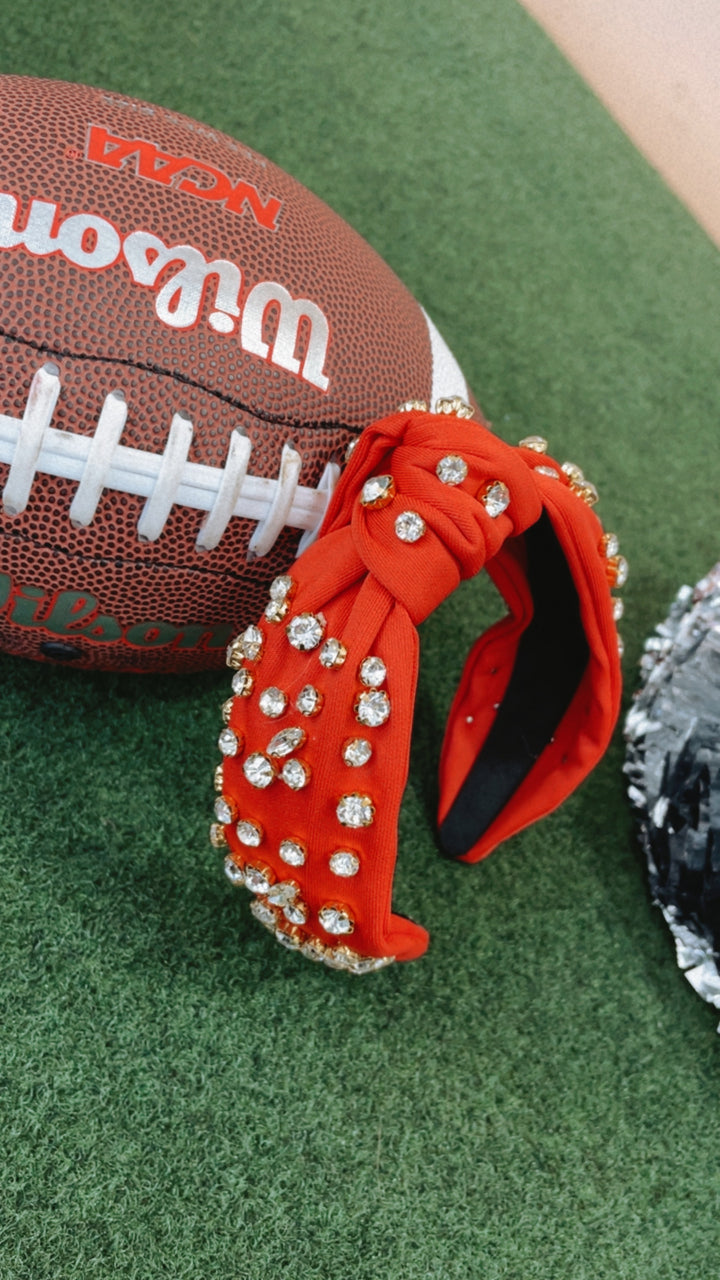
[{"xmin": 217, "ymin": 409, "xmax": 622, "ymax": 967}]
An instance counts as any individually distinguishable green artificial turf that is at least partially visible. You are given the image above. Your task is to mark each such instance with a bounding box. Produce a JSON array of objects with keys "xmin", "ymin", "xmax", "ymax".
[{"xmin": 2, "ymin": 0, "xmax": 720, "ymax": 1276}]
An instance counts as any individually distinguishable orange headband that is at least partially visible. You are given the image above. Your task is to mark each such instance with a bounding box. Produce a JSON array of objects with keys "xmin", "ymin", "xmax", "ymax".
[{"xmin": 210, "ymin": 401, "xmax": 625, "ymax": 972}]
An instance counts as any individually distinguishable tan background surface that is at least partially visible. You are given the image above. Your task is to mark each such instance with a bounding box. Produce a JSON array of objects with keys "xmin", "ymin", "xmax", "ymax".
[{"xmin": 518, "ymin": 0, "xmax": 720, "ymax": 247}]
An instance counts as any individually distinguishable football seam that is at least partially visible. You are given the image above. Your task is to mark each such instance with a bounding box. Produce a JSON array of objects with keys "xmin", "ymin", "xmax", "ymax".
[{"xmin": 0, "ymin": 326, "xmax": 357, "ymax": 431}]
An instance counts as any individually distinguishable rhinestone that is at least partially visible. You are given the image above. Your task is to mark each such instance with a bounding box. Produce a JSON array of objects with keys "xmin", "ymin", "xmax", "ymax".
[
  {"xmin": 436, "ymin": 454, "xmax": 468, "ymax": 485},
  {"xmin": 240, "ymin": 625, "xmax": 263, "ymax": 660},
  {"xmin": 279, "ymin": 839, "xmax": 307, "ymax": 867},
  {"xmin": 209, "ymin": 823, "xmax": 228, "ymax": 849},
  {"xmin": 236, "ymin": 819, "xmax": 263, "ymax": 847},
  {"xmin": 319, "ymin": 905, "xmax": 355, "ymax": 936},
  {"xmin": 223, "ymin": 856, "xmax": 245, "ymax": 885},
  {"xmin": 355, "ymin": 689, "xmax": 391, "ymax": 727},
  {"xmin": 284, "ymin": 899, "xmax": 309, "ymax": 926},
  {"xmin": 394, "ymin": 511, "xmax": 426, "ymax": 543},
  {"xmin": 344, "ymin": 438, "xmax": 359, "ymax": 463},
  {"xmin": 570, "ymin": 479, "xmax": 599, "ymax": 506},
  {"xmin": 266, "ymin": 880, "xmax": 299, "ymax": 909},
  {"xmin": 275, "ymin": 927, "xmax": 303, "ymax": 950},
  {"xmin": 618, "ymin": 634, "xmax": 625, "ymax": 658},
  {"xmin": 360, "ymin": 474, "xmax": 395, "ymax": 508},
  {"xmin": 480, "ymin": 481, "xmax": 510, "ymax": 518},
  {"xmin": 269, "ymin": 575, "xmax": 295, "ymax": 602},
  {"xmin": 534, "ymin": 465, "xmax": 560, "ymax": 479},
  {"xmin": 226, "ymin": 637, "xmax": 245, "ymax": 669},
  {"xmin": 286, "ymin": 612, "xmax": 325, "ymax": 651},
  {"xmin": 244, "ymin": 863, "xmax": 274, "ymax": 894},
  {"xmin": 265, "ymin": 599, "xmax": 288, "ymax": 623},
  {"xmin": 231, "ymin": 668, "xmax": 254, "ymax": 697},
  {"xmin": 359, "ymin": 656, "xmax": 386, "ymax": 687},
  {"xmin": 613, "ymin": 597, "xmax": 624, "ymax": 621},
  {"xmin": 267, "ymin": 726, "xmax": 306, "ymax": 757},
  {"xmin": 519, "ymin": 435, "xmax": 548, "ymax": 453},
  {"xmin": 213, "ymin": 764, "xmax": 224, "ymax": 792},
  {"xmin": 561, "ymin": 461, "xmax": 584, "ymax": 483},
  {"xmin": 296, "ymin": 685, "xmax": 323, "ymax": 717},
  {"xmin": 214, "ymin": 795, "xmax": 237, "ymax": 824},
  {"xmin": 342, "ymin": 738, "xmax": 373, "ymax": 767},
  {"xmin": 281, "ymin": 758, "xmax": 311, "ymax": 790},
  {"xmin": 243, "ymin": 753, "xmax": 276, "ymax": 789},
  {"xmin": 329, "ymin": 850, "xmax": 360, "ymax": 877},
  {"xmin": 606, "ymin": 555, "xmax": 629, "ymax": 589},
  {"xmin": 259, "ymin": 686, "xmax": 287, "ymax": 718},
  {"xmin": 434, "ymin": 396, "xmax": 474, "ymax": 418},
  {"xmin": 250, "ymin": 899, "xmax": 277, "ymax": 929},
  {"xmin": 301, "ymin": 940, "xmax": 328, "ymax": 963},
  {"xmin": 319, "ymin": 637, "xmax": 347, "ymax": 668},
  {"xmin": 221, "ymin": 697, "xmax": 234, "ymax": 725},
  {"xmin": 324, "ymin": 947, "xmax": 354, "ymax": 970},
  {"xmin": 397, "ymin": 398, "xmax": 429, "ymax": 412},
  {"xmin": 601, "ymin": 532, "xmax": 620, "ymax": 558},
  {"xmin": 218, "ymin": 727, "xmax": 242, "ymax": 756},
  {"xmin": 348, "ymin": 954, "xmax": 394, "ymax": 975},
  {"xmin": 337, "ymin": 793, "xmax": 375, "ymax": 827}
]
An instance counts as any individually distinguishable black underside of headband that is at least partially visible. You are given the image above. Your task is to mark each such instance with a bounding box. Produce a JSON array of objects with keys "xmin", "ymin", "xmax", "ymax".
[{"xmin": 439, "ymin": 511, "xmax": 590, "ymax": 859}]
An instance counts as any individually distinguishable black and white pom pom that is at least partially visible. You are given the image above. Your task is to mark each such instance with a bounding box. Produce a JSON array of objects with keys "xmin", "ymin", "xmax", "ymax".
[{"xmin": 625, "ymin": 564, "xmax": 720, "ymax": 1019}]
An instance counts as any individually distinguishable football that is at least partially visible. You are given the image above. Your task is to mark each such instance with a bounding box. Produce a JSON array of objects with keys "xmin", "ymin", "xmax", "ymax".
[{"xmin": 0, "ymin": 76, "xmax": 473, "ymax": 673}]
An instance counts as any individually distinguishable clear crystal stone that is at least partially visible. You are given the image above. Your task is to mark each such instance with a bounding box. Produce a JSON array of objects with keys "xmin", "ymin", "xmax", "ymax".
[
  {"xmin": 359, "ymin": 656, "xmax": 386, "ymax": 688},
  {"xmin": 534, "ymin": 465, "xmax": 559, "ymax": 479},
  {"xmin": 602, "ymin": 532, "xmax": 620, "ymax": 558},
  {"xmin": 236, "ymin": 819, "xmax": 263, "ymax": 847},
  {"xmin": 480, "ymin": 481, "xmax": 511, "ymax": 518},
  {"xmin": 231, "ymin": 668, "xmax": 254, "ymax": 697},
  {"xmin": 571, "ymin": 479, "xmax": 600, "ymax": 507},
  {"xmin": 436, "ymin": 454, "xmax": 468, "ymax": 485},
  {"xmin": 226, "ymin": 637, "xmax": 245, "ymax": 668},
  {"xmin": 269, "ymin": 575, "xmax": 295, "ymax": 602},
  {"xmin": 518, "ymin": 435, "xmax": 548, "ymax": 453},
  {"xmin": 613, "ymin": 597, "xmax": 624, "ymax": 621},
  {"xmin": 250, "ymin": 899, "xmax": 277, "ymax": 928},
  {"xmin": 319, "ymin": 905, "xmax": 355, "ymax": 936},
  {"xmin": 319, "ymin": 637, "xmax": 347, "ymax": 668},
  {"xmin": 241, "ymin": 625, "xmax": 263, "ymax": 660},
  {"xmin": 323, "ymin": 947, "xmax": 354, "ymax": 970},
  {"xmin": 394, "ymin": 511, "xmax": 426, "ymax": 543},
  {"xmin": 342, "ymin": 738, "xmax": 373, "ymax": 767},
  {"xmin": 329, "ymin": 850, "xmax": 360, "ymax": 877},
  {"xmin": 349, "ymin": 955, "xmax": 394, "ymax": 975},
  {"xmin": 296, "ymin": 685, "xmax": 323, "ymax": 716},
  {"xmin": 275, "ymin": 928, "xmax": 302, "ymax": 950},
  {"xmin": 286, "ymin": 612, "xmax": 325, "ymax": 650},
  {"xmin": 218, "ymin": 727, "xmax": 241, "ymax": 756},
  {"xmin": 279, "ymin": 839, "xmax": 306, "ymax": 866},
  {"xmin": 267, "ymin": 726, "xmax": 306, "ymax": 757},
  {"xmin": 266, "ymin": 880, "xmax": 299, "ymax": 909},
  {"xmin": 434, "ymin": 396, "xmax": 474, "ymax": 419},
  {"xmin": 344, "ymin": 438, "xmax": 359, "ymax": 462},
  {"xmin": 214, "ymin": 764, "xmax": 224, "ymax": 792},
  {"xmin": 284, "ymin": 900, "xmax": 308, "ymax": 925},
  {"xmin": 221, "ymin": 697, "xmax": 234, "ymax": 724},
  {"xmin": 209, "ymin": 823, "xmax": 228, "ymax": 848},
  {"xmin": 301, "ymin": 940, "xmax": 328, "ymax": 963},
  {"xmin": 258, "ymin": 687, "xmax": 287, "ymax": 718},
  {"xmin": 243, "ymin": 753, "xmax": 276, "ymax": 789},
  {"xmin": 214, "ymin": 795, "xmax": 236, "ymax": 824},
  {"xmin": 337, "ymin": 793, "xmax": 374, "ymax": 827},
  {"xmin": 355, "ymin": 690, "xmax": 391, "ymax": 727},
  {"xmin": 244, "ymin": 864, "xmax": 274, "ymax": 894},
  {"xmin": 360, "ymin": 474, "xmax": 395, "ymax": 507},
  {"xmin": 397, "ymin": 398, "xmax": 429, "ymax": 413},
  {"xmin": 264, "ymin": 599, "xmax": 288, "ymax": 623},
  {"xmin": 223, "ymin": 856, "xmax": 245, "ymax": 886},
  {"xmin": 281, "ymin": 759, "xmax": 310, "ymax": 790},
  {"xmin": 607, "ymin": 555, "xmax": 629, "ymax": 588},
  {"xmin": 561, "ymin": 461, "xmax": 584, "ymax": 483}
]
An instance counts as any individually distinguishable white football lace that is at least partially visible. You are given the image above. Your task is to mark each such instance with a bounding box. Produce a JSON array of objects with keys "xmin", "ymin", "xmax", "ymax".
[{"xmin": 0, "ymin": 362, "xmax": 341, "ymax": 556}]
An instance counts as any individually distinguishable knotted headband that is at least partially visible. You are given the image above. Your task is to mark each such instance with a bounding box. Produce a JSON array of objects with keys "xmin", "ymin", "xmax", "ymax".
[{"xmin": 210, "ymin": 400, "xmax": 625, "ymax": 973}]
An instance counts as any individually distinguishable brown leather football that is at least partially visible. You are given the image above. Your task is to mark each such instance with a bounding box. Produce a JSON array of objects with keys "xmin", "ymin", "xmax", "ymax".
[{"xmin": 0, "ymin": 76, "xmax": 473, "ymax": 672}]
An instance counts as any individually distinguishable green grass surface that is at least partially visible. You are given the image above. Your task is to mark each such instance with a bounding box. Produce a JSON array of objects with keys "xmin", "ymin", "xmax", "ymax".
[{"xmin": 2, "ymin": 1, "xmax": 720, "ymax": 1276}]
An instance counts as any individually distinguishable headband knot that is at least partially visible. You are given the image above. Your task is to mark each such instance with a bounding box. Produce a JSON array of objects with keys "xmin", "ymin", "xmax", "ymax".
[{"xmin": 210, "ymin": 407, "xmax": 624, "ymax": 974}]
